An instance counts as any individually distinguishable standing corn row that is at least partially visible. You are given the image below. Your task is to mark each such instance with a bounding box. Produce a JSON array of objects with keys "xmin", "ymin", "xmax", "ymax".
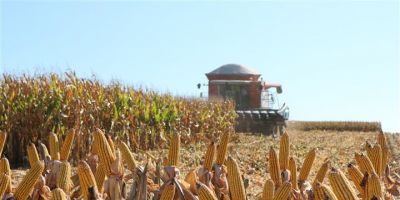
[
  {"xmin": 52, "ymin": 188, "xmax": 68, "ymax": 200},
  {"xmin": 272, "ymin": 182, "xmax": 291, "ymax": 200},
  {"xmin": 226, "ymin": 157, "xmax": 246, "ymax": 200},
  {"xmin": 216, "ymin": 132, "xmax": 230, "ymax": 165},
  {"xmin": 0, "ymin": 173, "xmax": 10, "ymax": 197},
  {"xmin": 365, "ymin": 173, "xmax": 383, "ymax": 200},
  {"xmin": 299, "ymin": 148, "xmax": 316, "ymax": 182},
  {"xmin": 49, "ymin": 132, "xmax": 60, "ymax": 160},
  {"xmin": 0, "ymin": 131, "xmax": 6, "ymax": 156},
  {"xmin": 77, "ymin": 161, "xmax": 98, "ymax": 200},
  {"xmin": 314, "ymin": 160, "xmax": 330, "ymax": 184},
  {"xmin": 198, "ymin": 183, "xmax": 218, "ymax": 200},
  {"xmin": 347, "ymin": 163, "xmax": 364, "ymax": 194},
  {"xmin": 203, "ymin": 141, "xmax": 216, "ymax": 171},
  {"xmin": 354, "ymin": 153, "xmax": 376, "ymax": 175},
  {"xmin": 160, "ymin": 184, "xmax": 176, "ymax": 200},
  {"xmin": 279, "ymin": 132, "xmax": 289, "ymax": 170},
  {"xmin": 288, "ymin": 157, "xmax": 298, "ymax": 190},
  {"xmin": 328, "ymin": 168, "xmax": 358, "ymax": 200},
  {"xmin": 93, "ymin": 129, "xmax": 116, "ymax": 176},
  {"xmin": 14, "ymin": 161, "xmax": 45, "ymax": 200},
  {"xmin": 366, "ymin": 143, "xmax": 382, "ymax": 177},
  {"xmin": 167, "ymin": 133, "xmax": 180, "ymax": 166},
  {"xmin": 56, "ymin": 161, "xmax": 72, "ymax": 194},
  {"xmin": 269, "ymin": 147, "xmax": 281, "ymax": 188},
  {"xmin": 262, "ymin": 179, "xmax": 274, "ymax": 200},
  {"xmin": 59, "ymin": 129, "xmax": 75, "ymax": 161},
  {"xmin": 118, "ymin": 141, "xmax": 137, "ymax": 172},
  {"xmin": 0, "ymin": 158, "xmax": 12, "ymax": 193},
  {"xmin": 27, "ymin": 143, "xmax": 40, "ymax": 167}
]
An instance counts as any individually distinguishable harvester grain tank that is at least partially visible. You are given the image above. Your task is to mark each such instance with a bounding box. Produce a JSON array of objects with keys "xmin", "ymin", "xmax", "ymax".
[{"xmin": 206, "ymin": 64, "xmax": 289, "ymax": 135}]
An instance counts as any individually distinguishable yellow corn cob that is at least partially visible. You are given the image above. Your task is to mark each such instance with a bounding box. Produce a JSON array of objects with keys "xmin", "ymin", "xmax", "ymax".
[
  {"xmin": 262, "ymin": 179, "xmax": 274, "ymax": 200},
  {"xmin": 52, "ymin": 188, "xmax": 68, "ymax": 200},
  {"xmin": 14, "ymin": 161, "xmax": 45, "ymax": 200},
  {"xmin": 198, "ymin": 183, "xmax": 218, "ymax": 200},
  {"xmin": 94, "ymin": 163, "xmax": 106, "ymax": 193},
  {"xmin": 78, "ymin": 161, "xmax": 98, "ymax": 200},
  {"xmin": 299, "ymin": 148, "xmax": 316, "ymax": 182},
  {"xmin": 59, "ymin": 129, "xmax": 75, "ymax": 161},
  {"xmin": 49, "ymin": 132, "xmax": 60, "ymax": 160},
  {"xmin": 288, "ymin": 157, "xmax": 298, "ymax": 190},
  {"xmin": 355, "ymin": 153, "xmax": 376, "ymax": 175},
  {"xmin": 0, "ymin": 158, "xmax": 11, "ymax": 193},
  {"xmin": 93, "ymin": 129, "xmax": 116, "ymax": 176},
  {"xmin": 321, "ymin": 183, "xmax": 338, "ymax": 200},
  {"xmin": 378, "ymin": 132, "xmax": 389, "ymax": 174},
  {"xmin": 27, "ymin": 143, "xmax": 40, "ymax": 167},
  {"xmin": 106, "ymin": 134, "xmax": 116, "ymax": 156},
  {"xmin": 216, "ymin": 132, "xmax": 230, "ymax": 165},
  {"xmin": 56, "ymin": 161, "xmax": 72, "ymax": 194},
  {"xmin": 313, "ymin": 182, "xmax": 325, "ymax": 200},
  {"xmin": 314, "ymin": 160, "xmax": 330, "ymax": 184},
  {"xmin": 272, "ymin": 182, "xmax": 291, "ymax": 200},
  {"xmin": 347, "ymin": 163, "xmax": 364, "ymax": 194},
  {"xmin": 365, "ymin": 173, "xmax": 383, "ymax": 200},
  {"xmin": 0, "ymin": 131, "xmax": 6, "ymax": 156},
  {"xmin": 328, "ymin": 168, "xmax": 357, "ymax": 200},
  {"xmin": 269, "ymin": 147, "xmax": 281, "ymax": 188},
  {"xmin": 160, "ymin": 184, "xmax": 176, "ymax": 200},
  {"xmin": 279, "ymin": 132, "xmax": 289, "ymax": 170},
  {"xmin": 226, "ymin": 156, "xmax": 246, "ymax": 200},
  {"xmin": 366, "ymin": 143, "xmax": 382, "ymax": 177},
  {"xmin": 184, "ymin": 170, "xmax": 198, "ymax": 195},
  {"xmin": 167, "ymin": 133, "xmax": 180, "ymax": 166},
  {"xmin": 204, "ymin": 141, "xmax": 216, "ymax": 171},
  {"xmin": 117, "ymin": 141, "xmax": 137, "ymax": 172},
  {"xmin": 0, "ymin": 173, "xmax": 10, "ymax": 197}
]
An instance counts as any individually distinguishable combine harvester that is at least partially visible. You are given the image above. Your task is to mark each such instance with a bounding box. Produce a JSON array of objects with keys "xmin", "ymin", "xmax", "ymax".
[{"xmin": 205, "ymin": 64, "xmax": 289, "ymax": 135}]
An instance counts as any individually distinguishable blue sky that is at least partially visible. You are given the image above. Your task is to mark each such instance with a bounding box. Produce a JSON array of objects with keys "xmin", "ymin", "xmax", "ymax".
[{"xmin": 1, "ymin": 1, "xmax": 399, "ymax": 132}]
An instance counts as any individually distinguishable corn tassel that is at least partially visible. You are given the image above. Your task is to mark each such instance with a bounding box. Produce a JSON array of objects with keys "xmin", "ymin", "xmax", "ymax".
[
  {"xmin": 314, "ymin": 160, "xmax": 330, "ymax": 184},
  {"xmin": 279, "ymin": 132, "xmax": 289, "ymax": 170},
  {"xmin": 366, "ymin": 143, "xmax": 382, "ymax": 177},
  {"xmin": 365, "ymin": 173, "xmax": 383, "ymax": 200},
  {"xmin": 27, "ymin": 143, "xmax": 40, "ymax": 167},
  {"xmin": 14, "ymin": 161, "xmax": 45, "ymax": 200},
  {"xmin": 59, "ymin": 129, "xmax": 75, "ymax": 161},
  {"xmin": 78, "ymin": 161, "xmax": 98, "ymax": 200},
  {"xmin": 0, "ymin": 131, "xmax": 6, "ymax": 156},
  {"xmin": 299, "ymin": 148, "xmax": 316, "ymax": 182},
  {"xmin": 0, "ymin": 158, "xmax": 11, "ymax": 193},
  {"xmin": 167, "ymin": 133, "xmax": 180, "ymax": 166},
  {"xmin": 226, "ymin": 156, "xmax": 246, "ymax": 200},
  {"xmin": 347, "ymin": 163, "xmax": 364, "ymax": 194},
  {"xmin": 272, "ymin": 182, "xmax": 291, "ymax": 200},
  {"xmin": 94, "ymin": 163, "xmax": 106, "ymax": 193},
  {"xmin": 204, "ymin": 141, "xmax": 216, "ymax": 171},
  {"xmin": 118, "ymin": 141, "xmax": 137, "ymax": 172},
  {"xmin": 262, "ymin": 179, "xmax": 274, "ymax": 200},
  {"xmin": 378, "ymin": 132, "xmax": 389, "ymax": 174},
  {"xmin": 216, "ymin": 132, "xmax": 230, "ymax": 165},
  {"xmin": 0, "ymin": 173, "xmax": 10, "ymax": 197},
  {"xmin": 198, "ymin": 183, "xmax": 218, "ymax": 200},
  {"xmin": 269, "ymin": 147, "xmax": 281, "ymax": 188},
  {"xmin": 52, "ymin": 188, "xmax": 68, "ymax": 200},
  {"xmin": 328, "ymin": 168, "xmax": 357, "ymax": 200},
  {"xmin": 56, "ymin": 161, "xmax": 72, "ymax": 194},
  {"xmin": 160, "ymin": 184, "xmax": 175, "ymax": 200},
  {"xmin": 49, "ymin": 132, "xmax": 60, "ymax": 160},
  {"xmin": 93, "ymin": 129, "xmax": 116, "ymax": 176},
  {"xmin": 355, "ymin": 153, "xmax": 376, "ymax": 175},
  {"xmin": 288, "ymin": 157, "xmax": 298, "ymax": 190}
]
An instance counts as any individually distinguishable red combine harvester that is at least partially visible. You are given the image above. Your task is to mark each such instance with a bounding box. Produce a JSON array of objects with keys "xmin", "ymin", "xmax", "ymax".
[{"xmin": 206, "ymin": 64, "xmax": 289, "ymax": 135}]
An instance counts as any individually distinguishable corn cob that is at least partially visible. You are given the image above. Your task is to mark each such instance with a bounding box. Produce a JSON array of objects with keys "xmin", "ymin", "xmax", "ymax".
[
  {"xmin": 93, "ymin": 129, "xmax": 116, "ymax": 176},
  {"xmin": 204, "ymin": 141, "xmax": 216, "ymax": 171},
  {"xmin": 160, "ymin": 184, "xmax": 176, "ymax": 200},
  {"xmin": 314, "ymin": 160, "xmax": 330, "ymax": 184},
  {"xmin": 184, "ymin": 170, "xmax": 198, "ymax": 195},
  {"xmin": 106, "ymin": 134, "xmax": 116, "ymax": 156},
  {"xmin": 56, "ymin": 161, "xmax": 72, "ymax": 194},
  {"xmin": 0, "ymin": 131, "xmax": 6, "ymax": 156},
  {"xmin": 59, "ymin": 129, "xmax": 75, "ymax": 161},
  {"xmin": 347, "ymin": 163, "xmax": 364, "ymax": 194},
  {"xmin": 313, "ymin": 182, "xmax": 325, "ymax": 200},
  {"xmin": 167, "ymin": 133, "xmax": 180, "ymax": 166},
  {"xmin": 216, "ymin": 132, "xmax": 230, "ymax": 165},
  {"xmin": 279, "ymin": 132, "xmax": 289, "ymax": 170},
  {"xmin": 94, "ymin": 163, "xmax": 106, "ymax": 193},
  {"xmin": 117, "ymin": 141, "xmax": 137, "ymax": 172},
  {"xmin": 299, "ymin": 148, "xmax": 316, "ymax": 182},
  {"xmin": 78, "ymin": 161, "xmax": 98, "ymax": 200},
  {"xmin": 328, "ymin": 168, "xmax": 357, "ymax": 200},
  {"xmin": 272, "ymin": 182, "xmax": 291, "ymax": 200},
  {"xmin": 198, "ymin": 183, "xmax": 218, "ymax": 200},
  {"xmin": 14, "ymin": 161, "xmax": 45, "ymax": 200},
  {"xmin": 355, "ymin": 153, "xmax": 376, "ymax": 175},
  {"xmin": 27, "ymin": 143, "xmax": 40, "ymax": 167},
  {"xmin": 366, "ymin": 143, "xmax": 382, "ymax": 177},
  {"xmin": 321, "ymin": 183, "xmax": 338, "ymax": 200},
  {"xmin": 49, "ymin": 132, "xmax": 60, "ymax": 160},
  {"xmin": 261, "ymin": 179, "xmax": 274, "ymax": 200},
  {"xmin": 288, "ymin": 157, "xmax": 298, "ymax": 190},
  {"xmin": 378, "ymin": 132, "xmax": 389, "ymax": 174},
  {"xmin": 0, "ymin": 158, "xmax": 12, "ymax": 193},
  {"xmin": 0, "ymin": 173, "xmax": 10, "ymax": 197},
  {"xmin": 365, "ymin": 173, "xmax": 383, "ymax": 200},
  {"xmin": 226, "ymin": 156, "xmax": 246, "ymax": 200},
  {"xmin": 52, "ymin": 188, "xmax": 68, "ymax": 200},
  {"xmin": 269, "ymin": 147, "xmax": 281, "ymax": 188}
]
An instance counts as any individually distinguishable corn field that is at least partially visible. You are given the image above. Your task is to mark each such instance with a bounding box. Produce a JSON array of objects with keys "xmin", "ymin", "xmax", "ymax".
[{"xmin": 0, "ymin": 73, "xmax": 236, "ymax": 167}]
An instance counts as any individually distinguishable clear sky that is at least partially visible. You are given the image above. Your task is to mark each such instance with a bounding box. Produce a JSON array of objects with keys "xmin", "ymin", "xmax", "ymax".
[{"xmin": 1, "ymin": 1, "xmax": 399, "ymax": 132}]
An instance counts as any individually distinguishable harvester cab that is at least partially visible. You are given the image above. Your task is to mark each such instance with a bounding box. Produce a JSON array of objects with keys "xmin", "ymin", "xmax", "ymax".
[{"xmin": 206, "ymin": 64, "xmax": 289, "ymax": 135}]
